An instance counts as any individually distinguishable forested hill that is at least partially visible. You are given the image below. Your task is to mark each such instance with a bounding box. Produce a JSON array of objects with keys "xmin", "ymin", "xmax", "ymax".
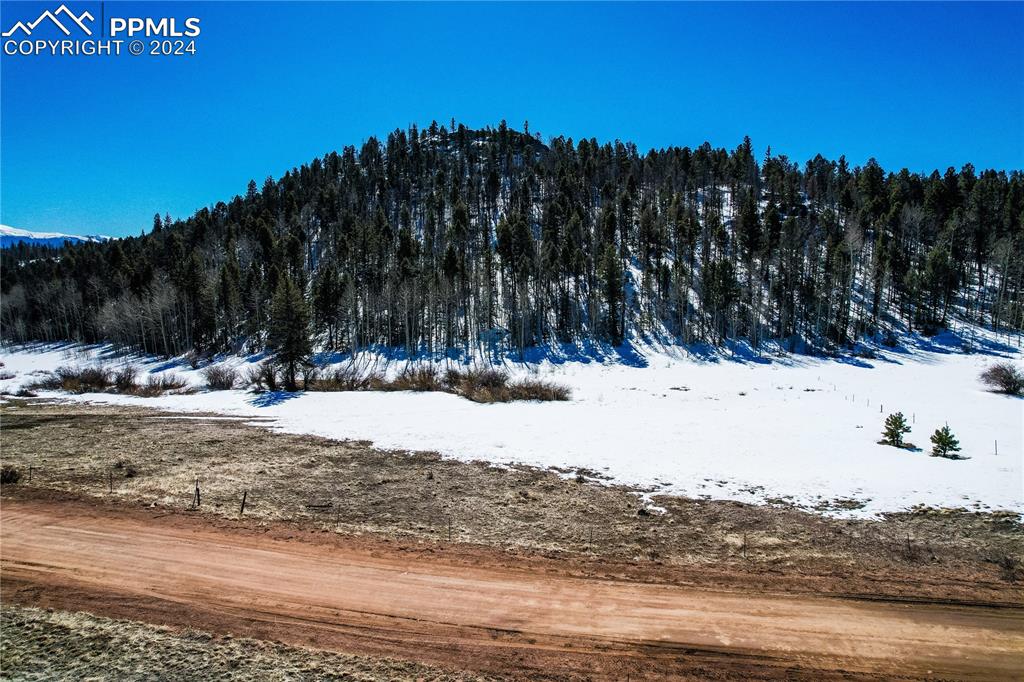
[{"xmin": 2, "ymin": 121, "xmax": 1022, "ymax": 361}]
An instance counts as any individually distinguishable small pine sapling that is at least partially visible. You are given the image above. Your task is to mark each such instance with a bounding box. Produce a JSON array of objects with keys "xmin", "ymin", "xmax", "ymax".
[
  {"xmin": 881, "ymin": 411, "xmax": 911, "ymax": 448},
  {"xmin": 929, "ymin": 424, "xmax": 962, "ymax": 459}
]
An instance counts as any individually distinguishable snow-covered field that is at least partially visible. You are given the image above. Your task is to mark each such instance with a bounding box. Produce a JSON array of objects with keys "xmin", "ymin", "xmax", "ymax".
[{"xmin": 2, "ymin": 335, "xmax": 1022, "ymax": 519}]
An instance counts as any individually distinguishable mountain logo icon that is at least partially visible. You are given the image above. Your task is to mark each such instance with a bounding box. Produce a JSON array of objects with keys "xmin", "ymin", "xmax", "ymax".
[{"xmin": 2, "ymin": 4, "xmax": 94, "ymax": 37}]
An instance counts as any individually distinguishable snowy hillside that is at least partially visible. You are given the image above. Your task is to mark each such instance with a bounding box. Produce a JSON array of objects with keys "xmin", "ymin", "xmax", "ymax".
[
  {"xmin": 2, "ymin": 330, "xmax": 1021, "ymax": 519},
  {"xmin": 0, "ymin": 224, "xmax": 110, "ymax": 249}
]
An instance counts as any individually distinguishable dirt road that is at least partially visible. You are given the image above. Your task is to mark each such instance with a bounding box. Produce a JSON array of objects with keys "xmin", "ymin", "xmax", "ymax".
[{"xmin": 2, "ymin": 498, "xmax": 1021, "ymax": 680}]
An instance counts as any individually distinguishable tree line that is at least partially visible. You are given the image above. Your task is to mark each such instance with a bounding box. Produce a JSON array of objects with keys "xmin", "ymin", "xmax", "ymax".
[{"xmin": 2, "ymin": 120, "xmax": 1022, "ymax": 361}]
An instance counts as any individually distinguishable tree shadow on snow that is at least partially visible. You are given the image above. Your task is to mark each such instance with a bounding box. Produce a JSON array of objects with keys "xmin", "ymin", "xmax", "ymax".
[{"xmin": 248, "ymin": 391, "xmax": 302, "ymax": 408}]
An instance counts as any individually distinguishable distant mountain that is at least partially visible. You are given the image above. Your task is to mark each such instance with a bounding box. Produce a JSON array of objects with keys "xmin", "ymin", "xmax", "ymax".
[{"xmin": 0, "ymin": 224, "xmax": 110, "ymax": 249}]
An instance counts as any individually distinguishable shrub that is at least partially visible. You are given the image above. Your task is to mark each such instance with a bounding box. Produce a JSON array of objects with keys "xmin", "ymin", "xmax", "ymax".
[
  {"xmin": 390, "ymin": 366, "xmax": 444, "ymax": 392},
  {"xmin": 444, "ymin": 368, "xmax": 506, "ymax": 397},
  {"xmin": 74, "ymin": 366, "xmax": 113, "ymax": 391},
  {"xmin": 245, "ymin": 362, "xmax": 278, "ymax": 392},
  {"xmin": 1, "ymin": 465, "xmax": 21, "ymax": 485},
  {"xmin": 445, "ymin": 368, "xmax": 570, "ymax": 403},
  {"xmin": 243, "ymin": 365, "xmax": 264, "ymax": 391},
  {"xmin": 881, "ymin": 412, "xmax": 911, "ymax": 448},
  {"xmin": 508, "ymin": 378, "xmax": 571, "ymax": 402},
  {"xmin": 113, "ymin": 365, "xmax": 139, "ymax": 392},
  {"xmin": 980, "ymin": 363, "xmax": 1024, "ymax": 395},
  {"xmin": 134, "ymin": 373, "xmax": 191, "ymax": 397},
  {"xmin": 443, "ymin": 368, "xmax": 505, "ymax": 401},
  {"xmin": 251, "ymin": 361, "xmax": 570, "ymax": 402},
  {"xmin": 308, "ymin": 365, "xmax": 377, "ymax": 391},
  {"xmin": 929, "ymin": 424, "xmax": 962, "ymax": 458},
  {"xmin": 203, "ymin": 365, "xmax": 237, "ymax": 390},
  {"xmin": 466, "ymin": 369, "xmax": 509, "ymax": 390},
  {"xmin": 29, "ymin": 365, "xmax": 114, "ymax": 393}
]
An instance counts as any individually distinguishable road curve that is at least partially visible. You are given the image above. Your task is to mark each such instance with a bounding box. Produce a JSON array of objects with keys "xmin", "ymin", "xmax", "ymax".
[{"xmin": 1, "ymin": 499, "xmax": 1021, "ymax": 680}]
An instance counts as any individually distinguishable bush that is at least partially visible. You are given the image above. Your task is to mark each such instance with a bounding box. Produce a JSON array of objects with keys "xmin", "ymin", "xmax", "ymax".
[
  {"xmin": 980, "ymin": 363, "xmax": 1024, "ymax": 395},
  {"xmin": 252, "ymin": 361, "xmax": 570, "ymax": 402},
  {"xmin": 308, "ymin": 365, "xmax": 378, "ymax": 391},
  {"xmin": 29, "ymin": 365, "xmax": 114, "ymax": 393},
  {"xmin": 444, "ymin": 368, "xmax": 570, "ymax": 403},
  {"xmin": 203, "ymin": 365, "xmax": 237, "ymax": 391},
  {"xmin": 507, "ymin": 378, "xmax": 572, "ymax": 402},
  {"xmin": 1, "ymin": 465, "xmax": 21, "ymax": 485},
  {"xmin": 114, "ymin": 365, "xmax": 139, "ymax": 392},
  {"xmin": 26, "ymin": 364, "xmax": 192, "ymax": 397},
  {"xmin": 74, "ymin": 366, "xmax": 113, "ymax": 390},
  {"xmin": 390, "ymin": 366, "xmax": 444, "ymax": 392},
  {"xmin": 443, "ymin": 368, "xmax": 506, "ymax": 402},
  {"xmin": 133, "ymin": 373, "xmax": 191, "ymax": 397},
  {"xmin": 245, "ymin": 362, "xmax": 278, "ymax": 392}
]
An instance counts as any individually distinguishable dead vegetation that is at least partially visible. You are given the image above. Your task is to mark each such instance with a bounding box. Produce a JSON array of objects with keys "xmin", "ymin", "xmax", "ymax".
[
  {"xmin": 300, "ymin": 364, "xmax": 572, "ymax": 403},
  {"xmin": 26, "ymin": 360, "xmax": 571, "ymax": 403},
  {"xmin": 1, "ymin": 399, "xmax": 1020, "ymax": 603},
  {"xmin": 0, "ymin": 605, "xmax": 500, "ymax": 682},
  {"xmin": 27, "ymin": 365, "xmax": 193, "ymax": 397},
  {"xmin": 980, "ymin": 362, "xmax": 1024, "ymax": 395},
  {"xmin": 202, "ymin": 365, "xmax": 238, "ymax": 390}
]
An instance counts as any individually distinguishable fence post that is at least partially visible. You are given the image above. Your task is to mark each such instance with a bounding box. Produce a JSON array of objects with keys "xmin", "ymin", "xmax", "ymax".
[{"xmin": 239, "ymin": 490, "xmax": 247, "ymax": 515}]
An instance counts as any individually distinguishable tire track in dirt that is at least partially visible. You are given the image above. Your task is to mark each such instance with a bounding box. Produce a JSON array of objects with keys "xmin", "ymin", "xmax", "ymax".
[{"xmin": 1, "ymin": 498, "xmax": 1021, "ymax": 680}]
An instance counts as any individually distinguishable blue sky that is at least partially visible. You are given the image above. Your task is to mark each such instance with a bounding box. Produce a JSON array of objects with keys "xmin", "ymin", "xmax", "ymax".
[{"xmin": 2, "ymin": 1, "xmax": 1022, "ymax": 237}]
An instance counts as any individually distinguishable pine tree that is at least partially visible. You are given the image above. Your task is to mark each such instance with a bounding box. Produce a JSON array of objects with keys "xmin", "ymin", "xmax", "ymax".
[
  {"xmin": 881, "ymin": 412, "xmax": 911, "ymax": 448},
  {"xmin": 601, "ymin": 244, "xmax": 623, "ymax": 345},
  {"xmin": 217, "ymin": 252, "xmax": 242, "ymax": 347},
  {"xmin": 311, "ymin": 263, "xmax": 340, "ymax": 349},
  {"xmin": 929, "ymin": 424, "xmax": 962, "ymax": 458},
  {"xmin": 268, "ymin": 275, "xmax": 311, "ymax": 391}
]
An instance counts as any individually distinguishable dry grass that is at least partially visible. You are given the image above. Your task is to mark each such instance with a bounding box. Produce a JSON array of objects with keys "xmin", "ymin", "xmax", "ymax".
[
  {"xmin": 1, "ymin": 399, "xmax": 1021, "ymax": 600},
  {"xmin": 0, "ymin": 605, "xmax": 502, "ymax": 681}
]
